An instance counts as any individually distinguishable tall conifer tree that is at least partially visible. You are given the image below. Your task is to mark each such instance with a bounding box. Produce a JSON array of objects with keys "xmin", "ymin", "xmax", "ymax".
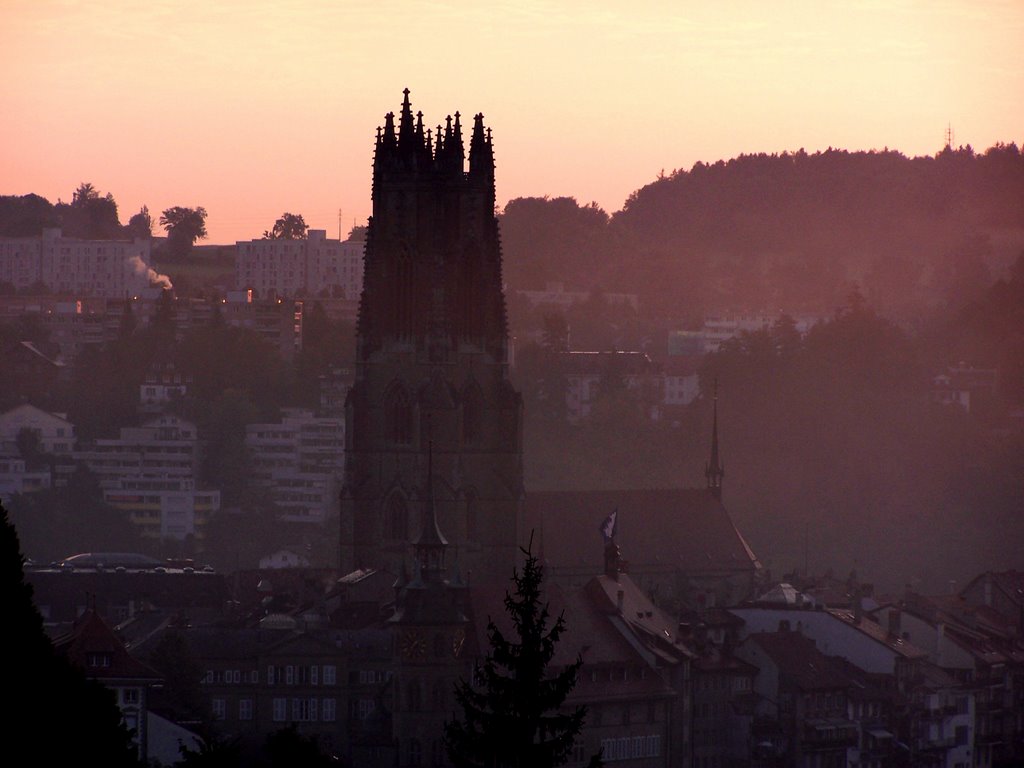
[{"xmin": 444, "ymin": 544, "xmax": 602, "ymax": 768}]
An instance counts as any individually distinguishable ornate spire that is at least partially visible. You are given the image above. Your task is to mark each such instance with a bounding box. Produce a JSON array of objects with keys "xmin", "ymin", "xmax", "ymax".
[
  {"xmin": 705, "ymin": 378, "xmax": 724, "ymax": 500},
  {"xmin": 398, "ymin": 88, "xmax": 415, "ymax": 148},
  {"xmin": 382, "ymin": 111, "xmax": 397, "ymax": 149},
  {"xmin": 414, "ymin": 426, "xmax": 448, "ymax": 575},
  {"xmin": 469, "ymin": 112, "xmax": 494, "ymax": 183}
]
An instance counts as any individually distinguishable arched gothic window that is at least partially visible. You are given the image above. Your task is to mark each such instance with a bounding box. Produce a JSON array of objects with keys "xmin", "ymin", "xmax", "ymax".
[
  {"xmin": 462, "ymin": 383, "xmax": 483, "ymax": 446},
  {"xmin": 384, "ymin": 383, "xmax": 413, "ymax": 445},
  {"xmin": 385, "ymin": 494, "xmax": 409, "ymax": 541},
  {"xmin": 465, "ymin": 489, "xmax": 479, "ymax": 542}
]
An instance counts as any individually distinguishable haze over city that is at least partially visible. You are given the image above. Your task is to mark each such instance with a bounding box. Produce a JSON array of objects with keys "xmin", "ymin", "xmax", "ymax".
[
  {"xmin": 3, "ymin": 2, "xmax": 1024, "ymax": 766},
  {"xmin": 3, "ymin": 0, "xmax": 1023, "ymax": 243}
]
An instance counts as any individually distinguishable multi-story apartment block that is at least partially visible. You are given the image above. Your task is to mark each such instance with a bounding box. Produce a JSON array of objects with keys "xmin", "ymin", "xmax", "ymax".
[
  {"xmin": 0, "ymin": 228, "xmax": 156, "ymax": 297},
  {"xmin": 75, "ymin": 414, "xmax": 220, "ymax": 541},
  {"xmin": 235, "ymin": 230, "xmax": 364, "ymax": 302},
  {"xmin": 246, "ymin": 408, "xmax": 344, "ymax": 524}
]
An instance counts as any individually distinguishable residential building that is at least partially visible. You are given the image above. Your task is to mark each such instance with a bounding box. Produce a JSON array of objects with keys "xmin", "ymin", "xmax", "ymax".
[
  {"xmin": 75, "ymin": 414, "xmax": 220, "ymax": 541},
  {"xmin": 0, "ymin": 228, "xmax": 157, "ymax": 297},
  {"xmin": 246, "ymin": 408, "xmax": 344, "ymax": 524},
  {"xmin": 52, "ymin": 608, "xmax": 162, "ymax": 761},
  {"xmin": 235, "ymin": 229, "xmax": 364, "ymax": 302}
]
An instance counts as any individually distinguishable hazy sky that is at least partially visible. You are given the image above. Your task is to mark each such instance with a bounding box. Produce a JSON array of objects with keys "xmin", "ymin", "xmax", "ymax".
[{"xmin": 2, "ymin": 0, "xmax": 1022, "ymax": 244}]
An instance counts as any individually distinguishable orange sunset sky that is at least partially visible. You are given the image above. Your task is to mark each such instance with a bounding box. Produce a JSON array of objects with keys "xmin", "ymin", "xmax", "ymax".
[{"xmin": 2, "ymin": 0, "xmax": 1022, "ymax": 245}]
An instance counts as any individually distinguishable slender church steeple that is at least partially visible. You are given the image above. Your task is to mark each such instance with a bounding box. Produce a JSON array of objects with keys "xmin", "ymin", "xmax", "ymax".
[
  {"xmin": 705, "ymin": 379, "xmax": 724, "ymax": 500},
  {"xmin": 414, "ymin": 431, "xmax": 448, "ymax": 577}
]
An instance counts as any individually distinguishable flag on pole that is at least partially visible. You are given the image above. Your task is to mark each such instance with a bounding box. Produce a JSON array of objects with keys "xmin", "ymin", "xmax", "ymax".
[{"xmin": 599, "ymin": 508, "xmax": 618, "ymax": 543}]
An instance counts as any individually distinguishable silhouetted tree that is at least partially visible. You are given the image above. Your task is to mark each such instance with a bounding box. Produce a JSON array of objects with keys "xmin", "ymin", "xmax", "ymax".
[
  {"xmin": 263, "ymin": 212, "xmax": 308, "ymax": 240},
  {"xmin": 4, "ymin": 500, "xmax": 142, "ymax": 766},
  {"xmin": 444, "ymin": 543, "xmax": 601, "ymax": 768},
  {"xmin": 160, "ymin": 206, "xmax": 208, "ymax": 258},
  {"xmin": 126, "ymin": 205, "xmax": 153, "ymax": 239}
]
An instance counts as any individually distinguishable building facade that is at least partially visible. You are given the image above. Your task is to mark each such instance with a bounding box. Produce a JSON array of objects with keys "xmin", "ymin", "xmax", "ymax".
[{"xmin": 0, "ymin": 228, "xmax": 155, "ymax": 297}]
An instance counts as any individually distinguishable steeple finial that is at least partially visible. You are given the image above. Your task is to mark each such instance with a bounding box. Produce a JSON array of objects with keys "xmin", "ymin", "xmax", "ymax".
[
  {"xmin": 398, "ymin": 88, "xmax": 415, "ymax": 147},
  {"xmin": 705, "ymin": 378, "xmax": 724, "ymax": 500}
]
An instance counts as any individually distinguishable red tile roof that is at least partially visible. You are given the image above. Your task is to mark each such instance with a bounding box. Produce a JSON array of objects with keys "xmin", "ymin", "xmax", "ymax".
[{"xmin": 53, "ymin": 609, "xmax": 160, "ymax": 681}]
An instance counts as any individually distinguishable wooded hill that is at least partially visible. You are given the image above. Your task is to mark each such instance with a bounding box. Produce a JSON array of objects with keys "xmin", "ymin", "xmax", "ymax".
[{"xmin": 500, "ymin": 143, "xmax": 1024, "ymax": 323}]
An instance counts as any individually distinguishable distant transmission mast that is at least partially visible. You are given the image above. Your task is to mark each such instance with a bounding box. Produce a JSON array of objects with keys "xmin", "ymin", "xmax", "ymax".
[{"xmin": 945, "ymin": 123, "xmax": 955, "ymax": 150}]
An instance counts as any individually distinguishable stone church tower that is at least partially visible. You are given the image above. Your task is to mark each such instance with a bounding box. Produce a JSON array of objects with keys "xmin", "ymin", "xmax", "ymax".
[{"xmin": 340, "ymin": 90, "xmax": 523, "ymax": 584}]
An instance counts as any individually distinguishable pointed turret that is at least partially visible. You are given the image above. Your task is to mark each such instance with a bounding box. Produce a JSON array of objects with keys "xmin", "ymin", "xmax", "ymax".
[
  {"xmin": 382, "ymin": 111, "xmax": 397, "ymax": 150},
  {"xmin": 468, "ymin": 113, "xmax": 495, "ymax": 186},
  {"xmin": 705, "ymin": 379, "xmax": 724, "ymax": 500},
  {"xmin": 397, "ymin": 88, "xmax": 415, "ymax": 149}
]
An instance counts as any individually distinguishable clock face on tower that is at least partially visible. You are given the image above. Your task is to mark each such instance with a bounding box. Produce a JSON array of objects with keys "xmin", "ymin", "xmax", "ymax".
[{"xmin": 400, "ymin": 629, "xmax": 427, "ymax": 661}]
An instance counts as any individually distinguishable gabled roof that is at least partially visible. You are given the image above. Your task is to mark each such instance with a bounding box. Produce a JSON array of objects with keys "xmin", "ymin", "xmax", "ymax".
[
  {"xmin": 827, "ymin": 609, "xmax": 928, "ymax": 660},
  {"xmin": 586, "ymin": 574, "xmax": 696, "ymax": 665},
  {"xmin": 53, "ymin": 609, "xmax": 160, "ymax": 681},
  {"xmin": 744, "ymin": 632, "xmax": 851, "ymax": 692},
  {"xmin": 525, "ymin": 488, "xmax": 760, "ymax": 574}
]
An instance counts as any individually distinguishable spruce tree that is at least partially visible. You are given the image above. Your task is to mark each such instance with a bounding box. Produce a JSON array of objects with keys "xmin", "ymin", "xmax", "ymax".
[{"xmin": 443, "ymin": 544, "xmax": 602, "ymax": 768}]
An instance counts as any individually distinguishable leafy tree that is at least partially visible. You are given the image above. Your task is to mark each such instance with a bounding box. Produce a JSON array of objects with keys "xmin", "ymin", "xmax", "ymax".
[
  {"xmin": 265, "ymin": 725, "xmax": 337, "ymax": 767},
  {"xmin": 444, "ymin": 544, "xmax": 602, "ymax": 768},
  {"xmin": 263, "ymin": 212, "xmax": 308, "ymax": 240},
  {"xmin": 160, "ymin": 206, "xmax": 208, "ymax": 258},
  {"xmin": 58, "ymin": 182, "xmax": 123, "ymax": 239},
  {"xmin": 126, "ymin": 205, "xmax": 153, "ymax": 239}
]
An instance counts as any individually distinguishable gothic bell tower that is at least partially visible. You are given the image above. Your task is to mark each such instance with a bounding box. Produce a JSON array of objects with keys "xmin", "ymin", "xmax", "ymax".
[{"xmin": 340, "ymin": 90, "xmax": 523, "ymax": 584}]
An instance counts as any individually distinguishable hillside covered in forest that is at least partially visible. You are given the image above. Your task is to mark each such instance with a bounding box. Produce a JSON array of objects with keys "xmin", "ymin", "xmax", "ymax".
[{"xmin": 500, "ymin": 143, "xmax": 1024, "ymax": 323}]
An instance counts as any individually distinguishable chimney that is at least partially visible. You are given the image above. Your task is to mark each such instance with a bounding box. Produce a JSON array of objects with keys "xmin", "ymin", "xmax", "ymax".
[
  {"xmin": 888, "ymin": 608, "xmax": 902, "ymax": 638},
  {"xmin": 616, "ymin": 589, "xmax": 624, "ymax": 614}
]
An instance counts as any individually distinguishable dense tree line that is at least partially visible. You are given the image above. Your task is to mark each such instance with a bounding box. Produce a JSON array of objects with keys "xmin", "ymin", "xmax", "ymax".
[{"xmin": 499, "ymin": 143, "xmax": 1024, "ymax": 325}]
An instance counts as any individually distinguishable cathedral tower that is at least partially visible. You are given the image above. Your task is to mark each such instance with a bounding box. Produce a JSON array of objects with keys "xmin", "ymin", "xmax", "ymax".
[{"xmin": 340, "ymin": 90, "xmax": 523, "ymax": 583}]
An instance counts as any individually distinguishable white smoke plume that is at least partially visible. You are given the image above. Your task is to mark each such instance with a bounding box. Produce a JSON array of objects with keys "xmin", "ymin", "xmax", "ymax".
[{"xmin": 128, "ymin": 255, "xmax": 173, "ymax": 290}]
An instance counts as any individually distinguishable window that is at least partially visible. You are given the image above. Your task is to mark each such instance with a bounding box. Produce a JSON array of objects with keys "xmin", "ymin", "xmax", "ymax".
[
  {"xmin": 267, "ymin": 665, "xmax": 275, "ymax": 685},
  {"xmin": 122, "ymin": 688, "xmax": 140, "ymax": 706},
  {"xmin": 286, "ymin": 665, "xmax": 295, "ymax": 685},
  {"xmin": 311, "ymin": 665, "xmax": 319, "ymax": 686},
  {"xmin": 357, "ymin": 698, "xmax": 375, "ymax": 720},
  {"xmin": 292, "ymin": 698, "xmax": 317, "ymax": 722},
  {"xmin": 239, "ymin": 699, "xmax": 253, "ymax": 721},
  {"xmin": 322, "ymin": 698, "xmax": 336, "ymax": 722},
  {"xmin": 408, "ymin": 739, "xmax": 422, "ymax": 768},
  {"xmin": 323, "ymin": 665, "xmax": 336, "ymax": 686},
  {"xmin": 272, "ymin": 698, "xmax": 287, "ymax": 722},
  {"xmin": 211, "ymin": 698, "xmax": 226, "ymax": 721}
]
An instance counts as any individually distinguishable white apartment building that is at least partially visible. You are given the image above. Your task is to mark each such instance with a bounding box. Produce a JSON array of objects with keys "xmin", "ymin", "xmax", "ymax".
[
  {"xmin": 235, "ymin": 230, "xmax": 364, "ymax": 301},
  {"xmin": 0, "ymin": 404, "xmax": 76, "ymax": 455},
  {"xmin": 0, "ymin": 228, "xmax": 154, "ymax": 297},
  {"xmin": 246, "ymin": 408, "xmax": 344, "ymax": 524},
  {"xmin": 75, "ymin": 414, "xmax": 220, "ymax": 541}
]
